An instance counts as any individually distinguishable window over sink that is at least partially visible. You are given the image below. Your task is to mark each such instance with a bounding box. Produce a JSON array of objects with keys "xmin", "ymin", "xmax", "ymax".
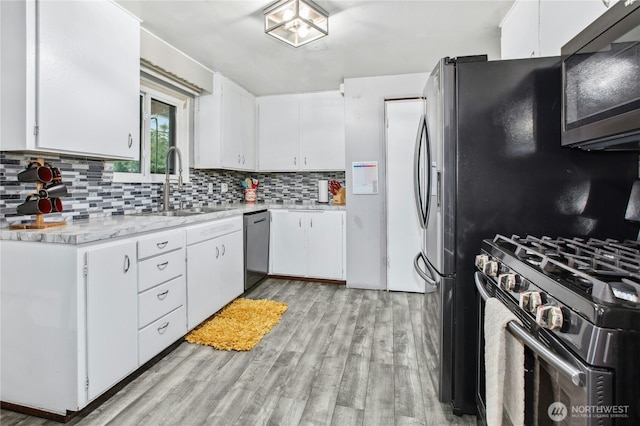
[{"xmin": 113, "ymin": 78, "xmax": 191, "ymax": 183}]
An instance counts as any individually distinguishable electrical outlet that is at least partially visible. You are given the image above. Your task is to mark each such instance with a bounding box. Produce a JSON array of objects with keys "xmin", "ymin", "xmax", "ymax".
[
  {"xmin": 207, "ymin": 183, "xmax": 213, "ymax": 193},
  {"xmin": 220, "ymin": 183, "xmax": 228, "ymax": 193}
]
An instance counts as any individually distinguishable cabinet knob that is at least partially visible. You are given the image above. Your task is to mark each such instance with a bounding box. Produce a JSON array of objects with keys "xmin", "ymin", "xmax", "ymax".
[
  {"xmin": 242, "ymin": 156, "xmax": 245, "ymax": 164},
  {"xmin": 157, "ymin": 261, "xmax": 169, "ymax": 270},
  {"xmin": 156, "ymin": 241, "xmax": 168, "ymax": 249},
  {"xmin": 294, "ymin": 157, "xmax": 297, "ymax": 165},
  {"xmin": 304, "ymin": 157, "xmax": 307, "ymax": 165},
  {"xmin": 157, "ymin": 290, "xmax": 169, "ymax": 300},
  {"xmin": 238, "ymin": 154, "xmax": 241, "ymax": 163},
  {"xmin": 216, "ymin": 247, "xmax": 220, "ymax": 259},
  {"xmin": 221, "ymin": 244, "xmax": 226, "ymax": 256},
  {"xmin": 157, "ymin": 322, "xmax": 169, "ymax": 334},
  {"xmin": 128, "ymin": 133, "xmax": 133, "ymax": 148},
  {"xmin": 123, "ymin": 255, "xmax": 131, "ymax": 273}
]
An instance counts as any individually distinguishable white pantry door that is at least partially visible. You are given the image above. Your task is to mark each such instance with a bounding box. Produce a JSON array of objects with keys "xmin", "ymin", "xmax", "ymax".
[{"xmin": 385, "ymin": 99, "xmax": 426, "ymax": 293}]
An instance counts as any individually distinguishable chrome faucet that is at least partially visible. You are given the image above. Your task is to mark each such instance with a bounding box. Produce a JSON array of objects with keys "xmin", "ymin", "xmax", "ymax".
[{"xmin": 162, "ymin": 146, "xmax": 184, "ymax": 212}]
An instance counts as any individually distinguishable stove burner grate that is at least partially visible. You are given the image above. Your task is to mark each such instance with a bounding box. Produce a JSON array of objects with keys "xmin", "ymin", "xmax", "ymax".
[{"xmin": 494, "ymin": 234, "xmax": 640, "ymax": 305}]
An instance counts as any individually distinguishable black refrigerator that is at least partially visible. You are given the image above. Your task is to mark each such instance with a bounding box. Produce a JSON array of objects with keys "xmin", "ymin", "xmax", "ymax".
[{"xmin": 412, "ymin": 55, "xmax": 638, "ymax": 415}]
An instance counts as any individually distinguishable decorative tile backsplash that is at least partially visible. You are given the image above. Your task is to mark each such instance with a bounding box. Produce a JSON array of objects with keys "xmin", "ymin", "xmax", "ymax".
[{"xmin": 0, "ymin": 152, "xmax": 345, "ymax": 227}]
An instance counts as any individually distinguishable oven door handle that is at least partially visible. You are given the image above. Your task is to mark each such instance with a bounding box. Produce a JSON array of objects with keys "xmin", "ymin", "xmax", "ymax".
[{"xmin": 475, "ymin": 272, "xmax": 586, "ymax": 388}]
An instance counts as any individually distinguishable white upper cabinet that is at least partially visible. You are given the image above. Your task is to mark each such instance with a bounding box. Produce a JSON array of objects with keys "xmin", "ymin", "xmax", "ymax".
[
  {"xmin": 299, "ymin": 91, "xmax": 345, "ymax": 171},
  {"xmin": 194, "ymin": 73, "xmax": 256, "ymax": 170},
  {"xmin": 501, "ymin": 0, "xmax": 608, "ymax": 59},
  {"xmin": 257, "ymin": 91, "xmax": 345, "ymax": 172},
  {"xmin": 257, "ymin": 95, "xmax": 301, "ymax": 171},
  {"xmin": 0, "ymin": 0, "xmax": 140, "ymax": 159}
]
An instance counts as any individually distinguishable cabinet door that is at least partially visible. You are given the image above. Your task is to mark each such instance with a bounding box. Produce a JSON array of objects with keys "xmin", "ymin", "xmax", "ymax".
[
  {"xmin": 186, "ymin": 239, "xmax": 221, "ymax": 330},
  {"xmin": 306, "ymin": 212, "xmax": 344, "ymax": 280},
  {"xmin": 270, "ymin": 210, "xmax": 306, "ymax": 276},
  {"xmin": 299, "ymin": 92, "xmax": 345, "ymax": 170},
  {"xmin": 86, "ymin": 241, "xmax": 138, "ymax": 400},
  {"xmin": 218, "ymin": 230, "xmax": 244, "ymax": 307},
  {"xmin": 538, "ymin": 1, "xmax": 607, "ymax": 57},
  {"xmin": 194, "ymin": 93, "xmax": 221, "ymax": 168},
  {"xmin": 241, "ymin": 91, "xmax": 257, "ymax": 170},
  {"xmin": 221, "ymin": 79, "xmax": 244, "ymax": 168},
  {"xmin": 258, "ymin": 97, "xmax": 300, "ymax": 171},
  {"xmin": 500, "ymin": 0, "xmax": 540, "ymax": 59},
  {"xmin": 38, "ymin": 0, "xmax": 140, "ymax": 159}
]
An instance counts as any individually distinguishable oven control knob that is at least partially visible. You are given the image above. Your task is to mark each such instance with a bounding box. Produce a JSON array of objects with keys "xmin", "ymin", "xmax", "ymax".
[
  {"xmin": 483, "ymin": 261, "xmax": 499, "ymax": 277},
  {"xmin": 498, "ymin": 273, "xmax": 517, "ymax": 291},
  {"xmin": 536, "ymin": 306, "xmax": 564, "ymax": 330},
  {"xmin": 475, "ymin": 254, "xmax": 489, "ymax": 270},
  {"xmin": 520, "ymin": 291, "xmax": 542, "ymax": 313}
]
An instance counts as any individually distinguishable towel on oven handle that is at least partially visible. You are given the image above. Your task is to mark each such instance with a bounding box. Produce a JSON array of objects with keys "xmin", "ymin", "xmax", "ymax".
[{"xmin": 485, "ymin": 297, "xmax": 525, "ymax": 426}]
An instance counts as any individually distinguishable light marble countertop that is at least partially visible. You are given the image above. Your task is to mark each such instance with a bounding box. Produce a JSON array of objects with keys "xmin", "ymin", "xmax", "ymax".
[{"xmin": 0, "ymin": 202, "xmax": 346, "ymax": 245}]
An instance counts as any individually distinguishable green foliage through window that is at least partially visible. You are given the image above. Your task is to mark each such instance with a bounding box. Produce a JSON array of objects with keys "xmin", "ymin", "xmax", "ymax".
[{"xmin": 114, "ymin": 95, "xmax": 176, "ymax": 175}]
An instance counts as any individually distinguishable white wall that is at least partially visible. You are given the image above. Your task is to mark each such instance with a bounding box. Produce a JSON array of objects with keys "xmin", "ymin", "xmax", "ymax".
[{"xmin": 344, "ymin": 73, "xmax": 428, "ymax": 290}]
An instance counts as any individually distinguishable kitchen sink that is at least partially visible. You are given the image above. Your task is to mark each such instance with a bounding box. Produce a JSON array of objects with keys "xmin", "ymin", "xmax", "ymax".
[
  {"xmin": 140, "ymin": 206, "xmax": 235, "ymax": 217},
  {"xmin": 147, "ymin": 210, "xmax": 203, "ymax": 217}
]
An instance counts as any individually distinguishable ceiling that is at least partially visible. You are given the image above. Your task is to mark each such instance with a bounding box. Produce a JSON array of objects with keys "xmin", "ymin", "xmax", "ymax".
[{"xmin": 116, "ymin": 0, "xmax": 515, "ymax": 96}]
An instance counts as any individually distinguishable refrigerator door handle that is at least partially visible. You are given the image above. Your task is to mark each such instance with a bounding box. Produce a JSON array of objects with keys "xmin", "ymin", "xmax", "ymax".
[
  {"xmin": 413, "ymin": 115, "xmax": 430, "ymax": 228},
  {"xmin": 414, "ymin": 252, "xmax": 438, "ymax": 293}
]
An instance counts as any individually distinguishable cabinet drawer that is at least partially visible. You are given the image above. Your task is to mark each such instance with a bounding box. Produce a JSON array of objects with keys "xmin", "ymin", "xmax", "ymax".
[
  {"xmin": 139, "ymin": 248, "xmax": 185, "ymax": 292},
  {"xmin": 139, "ymin": 276, "xmax": 186, "ymax": 328},
  {"xmin": 138, "ymin": 229, "xmax": 185, "ymax": 260},
  {"xmin": 139, "ymin": 306, "xmax": 186, "ymax": 366}
]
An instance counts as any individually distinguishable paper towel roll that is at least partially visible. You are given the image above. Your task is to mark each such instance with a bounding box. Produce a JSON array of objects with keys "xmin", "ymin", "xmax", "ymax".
[{"xmin": 318, "ymin": 180, "xmax": 329, "ymax": 203}]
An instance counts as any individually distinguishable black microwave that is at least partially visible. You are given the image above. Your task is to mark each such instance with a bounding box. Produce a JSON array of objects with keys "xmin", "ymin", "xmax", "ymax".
[{"xmin": 561, "ymin": 0, "xmax": 640, "ymax": 150}]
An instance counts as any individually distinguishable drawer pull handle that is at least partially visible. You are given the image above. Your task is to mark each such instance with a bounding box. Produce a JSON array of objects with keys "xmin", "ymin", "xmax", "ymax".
[
  {"xmin": 157, "ymin": 290, "xmax": 169, "ymax": 300},
  {"xmin": 157, "ymin": 261, "xmax": 169, "ymax": 270},
  {"xmin": 124, "ymin": 255, "xmax": 131, "ymax": 273},
  {"xmin": 216, "ymin": 247, "xmax": 220, "ymax": 259},
  {"xmin": 157, "ymin": 322, "xmax": 169, "ymax": 334},
  {"xmin": 156, "ymin": 241, "xmax": 168, "ymax": 249},
  {"xmin": 221, "ymin": 244, "xmax": 226, "ymax": 256}
]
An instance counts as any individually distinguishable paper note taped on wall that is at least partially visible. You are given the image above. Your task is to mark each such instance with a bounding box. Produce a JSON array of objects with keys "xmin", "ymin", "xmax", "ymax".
[{"xmin": 352, "ymin": 161, "xmax": 378, "ymax": 195}]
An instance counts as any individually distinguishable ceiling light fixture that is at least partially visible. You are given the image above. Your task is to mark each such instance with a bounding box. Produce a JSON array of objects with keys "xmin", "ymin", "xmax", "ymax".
[{"xmin": 264, "ymin": 0, "xmax": 329, "ymax": 48}]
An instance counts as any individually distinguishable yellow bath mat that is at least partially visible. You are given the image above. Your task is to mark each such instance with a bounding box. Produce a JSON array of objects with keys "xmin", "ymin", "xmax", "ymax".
[{"xmin": 185, "ymin": 298, "xmax": 288, "ymax": 351}]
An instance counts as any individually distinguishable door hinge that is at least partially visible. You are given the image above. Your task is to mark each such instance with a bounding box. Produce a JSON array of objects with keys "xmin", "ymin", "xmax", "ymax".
[
  {"xmin": 33, "ymin": 125, "xmax": 39, "ymax": 136},
  {"xmin": 83, "ymin": 264, "xmax": 88, "ymax": 276}
]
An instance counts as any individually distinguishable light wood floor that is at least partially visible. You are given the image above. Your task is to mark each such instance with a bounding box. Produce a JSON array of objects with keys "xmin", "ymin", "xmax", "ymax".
[{"xmin": 1, "ymin": 278, "xmax": 476, "ymax": 426}]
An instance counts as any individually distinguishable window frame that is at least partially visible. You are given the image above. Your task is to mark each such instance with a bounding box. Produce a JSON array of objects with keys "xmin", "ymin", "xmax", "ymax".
[{"xmin": 113, "ymin": 79, "xmax": 190, "ymax": 184}]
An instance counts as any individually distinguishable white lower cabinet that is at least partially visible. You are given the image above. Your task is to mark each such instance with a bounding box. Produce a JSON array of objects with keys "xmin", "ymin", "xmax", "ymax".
[
  {"xmin": 86, "ymin": 241, "xmax": 138, "ymax": 401},
  {"xmin": 0, "ymin": 238, "xmax": 139, "ymax": 415},
  {"xmin": 269, "ymin": 210, "xmax": 345, "ymax": 280},
  {"xmin": 185, "ymin": 217, "xmax": 244, "ymax": 330},
  {"xmin": 0, "ymin": 227, "xmax": 188, "ymax": 416}
]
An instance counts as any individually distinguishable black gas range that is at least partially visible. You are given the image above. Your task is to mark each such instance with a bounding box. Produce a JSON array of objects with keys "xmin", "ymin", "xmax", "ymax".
[{"xmin": 475, "ymin": 234, "xmax": 640, "ymax": 425}]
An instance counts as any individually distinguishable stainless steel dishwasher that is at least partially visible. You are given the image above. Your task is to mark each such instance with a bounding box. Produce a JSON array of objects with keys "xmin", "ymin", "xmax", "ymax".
[{"xmin": 244, "ymin": 210, "xmax": 270, "ymax": 291}]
